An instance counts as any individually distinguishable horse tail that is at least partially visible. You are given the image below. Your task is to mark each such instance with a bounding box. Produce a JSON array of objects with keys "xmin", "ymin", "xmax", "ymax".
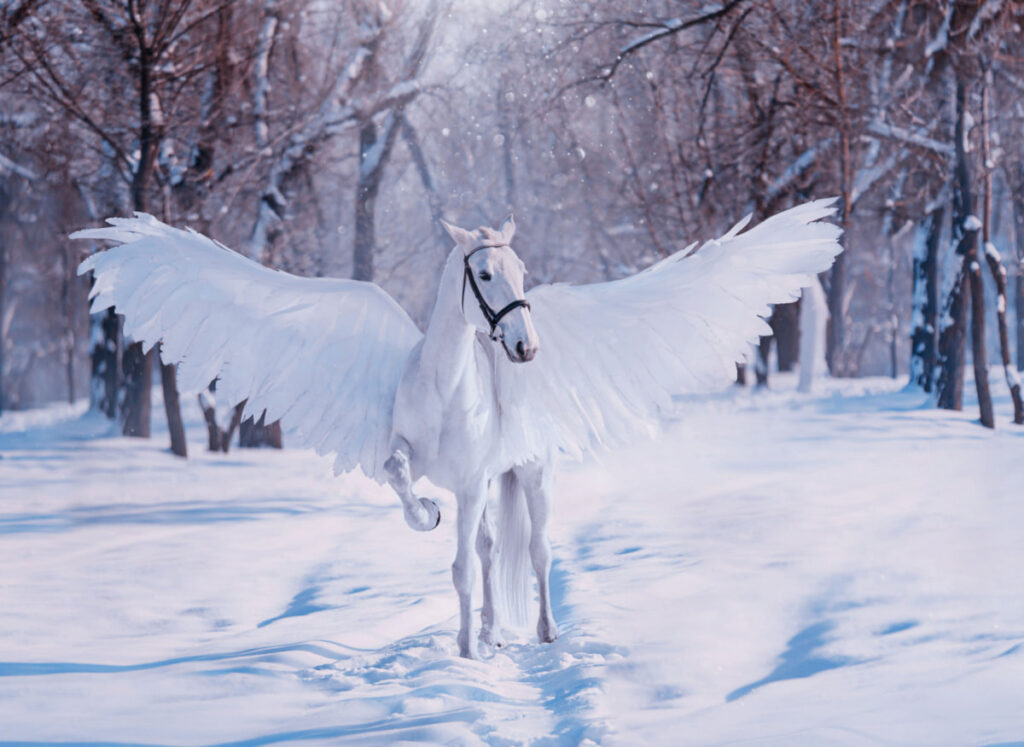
[{"xmin": 495, "ymin": 470, "xmax": 532, "ymax": 628}]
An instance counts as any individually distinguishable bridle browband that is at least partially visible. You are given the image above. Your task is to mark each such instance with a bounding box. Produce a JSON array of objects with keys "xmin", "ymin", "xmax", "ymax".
[{"xmin": 462, "ymin": 244, "xmax": 531, "ymax": 337}]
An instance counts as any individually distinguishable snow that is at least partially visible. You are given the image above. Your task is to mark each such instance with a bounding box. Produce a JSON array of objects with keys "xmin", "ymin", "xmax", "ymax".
[
  {"xmin": 1, "ymin": 377, "xmax": 1023, "ymax": 744},
  {"xmin": 1005, "ymin": 365, "xmax": 1021, "ymax": 390},
  {"xmin": 964, "ymin": 214, "xmax": 983, "ymax": 231}
]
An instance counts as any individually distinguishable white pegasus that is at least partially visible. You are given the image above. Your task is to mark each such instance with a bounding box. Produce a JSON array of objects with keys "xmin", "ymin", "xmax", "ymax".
[{"xmin": 74, "ymin": 200, "xmax": 843, "ymax": 659}]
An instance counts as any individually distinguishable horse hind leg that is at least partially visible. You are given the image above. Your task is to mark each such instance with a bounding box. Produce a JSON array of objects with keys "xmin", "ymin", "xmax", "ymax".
[{"xmin": 383, "ymin": 441, "xmax": 440, "ymax": 532}]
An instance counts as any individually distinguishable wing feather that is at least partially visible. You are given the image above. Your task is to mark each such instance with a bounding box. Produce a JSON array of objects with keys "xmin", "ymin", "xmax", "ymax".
[
  {"xmin": 495, "ymin": 199, "xmax": 843, "ymax": 463},
  {"xmin": 74, "ymin": 214, "xmax": 421, "ymax": 480}
]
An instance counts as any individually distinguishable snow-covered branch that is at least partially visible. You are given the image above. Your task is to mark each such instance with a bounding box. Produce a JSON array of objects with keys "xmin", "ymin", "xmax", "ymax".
[
  {"xmin": 0, "ymin": 151, "xmax": 36, "ymax": 180},
  {"xmin": 764, "ymin": 139, "xmax": 832, "ymax": 204},
  {"xmin": 252, "ymin": 7, "xmax": 279, "ymax": 150},
  {"xmin": 591, "ymin": 0, "xmax": 748, "ymax": 83},
  {"xmin": 867, "ymin": 120, "xmax": 953, "ymax": 156}
]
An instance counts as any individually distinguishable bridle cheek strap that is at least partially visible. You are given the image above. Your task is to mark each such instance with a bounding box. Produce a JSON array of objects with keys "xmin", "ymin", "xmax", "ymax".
[{"xmin": 462, "ymin": 244, "xmax": 531, "ymax": 337}]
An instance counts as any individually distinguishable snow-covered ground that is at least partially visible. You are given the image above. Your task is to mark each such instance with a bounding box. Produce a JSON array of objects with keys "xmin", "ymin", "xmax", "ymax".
[{"xmin": 1, "ymin": 376, "xmax": 1022, "ymax": 746}]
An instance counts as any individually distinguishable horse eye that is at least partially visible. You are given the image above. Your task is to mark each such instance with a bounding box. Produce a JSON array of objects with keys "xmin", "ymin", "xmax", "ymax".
[{"xmin": 479, "ymin": 271, "xmax": 492, "ymax": 281}]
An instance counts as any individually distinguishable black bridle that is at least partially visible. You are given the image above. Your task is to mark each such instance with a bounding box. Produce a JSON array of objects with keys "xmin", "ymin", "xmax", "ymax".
[{"xmin": 462, "ymin": 244, "xmax": 531, "ymax": 337}]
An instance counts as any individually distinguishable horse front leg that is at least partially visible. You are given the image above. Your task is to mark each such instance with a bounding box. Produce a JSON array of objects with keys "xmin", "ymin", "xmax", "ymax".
[
  {"xmin": 476, "ymin": 503, "xmax": 505, "ymax": 649},
  {"xmin": 383, "ymin": 439, "xmax": 440, "ymax": 532},
  {"xmin": 516, "ymin": 461, "xmax": 558, "ymax": 644},
  {"xmin": 453, "ymin": 479, "xmax": 488, "ymax": 658}
]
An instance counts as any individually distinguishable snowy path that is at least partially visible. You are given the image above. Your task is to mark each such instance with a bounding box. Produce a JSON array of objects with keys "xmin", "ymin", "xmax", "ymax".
[{"xmin": 1, "ymin": 378, "xmax": 1022, "ymax": 745}]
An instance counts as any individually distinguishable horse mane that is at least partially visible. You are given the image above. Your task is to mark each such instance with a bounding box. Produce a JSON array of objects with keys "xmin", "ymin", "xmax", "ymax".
[{"xmin": 478, "ymin": 226, "xmax": 502, "ymax": 243}]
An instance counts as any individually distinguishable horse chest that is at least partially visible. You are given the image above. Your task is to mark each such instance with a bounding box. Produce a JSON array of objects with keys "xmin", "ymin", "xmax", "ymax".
[{"xmin": 391, "ymin": 346, "xmax": 503, "ymax": 489}]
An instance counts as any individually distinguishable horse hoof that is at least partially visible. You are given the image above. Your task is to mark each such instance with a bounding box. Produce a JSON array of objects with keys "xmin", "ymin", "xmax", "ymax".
[
  {"xmin": 417, "ymin": 497, "xmax": 440, "ymax": 531},
  {"xmin": 424, "ymin": 498, "xmax": 441, "ymax": 529},
  {"xmin": 479, "ymin": 629, "xmax": 505, "ymax": 649},
  {"xmin": 538, "ymin": 620, "xmax": 559, "ymax": 644}
]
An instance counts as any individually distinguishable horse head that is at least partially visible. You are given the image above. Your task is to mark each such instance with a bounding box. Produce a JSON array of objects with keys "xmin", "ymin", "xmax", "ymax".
[{"xmin": 441, "ymin": 216, "xmax": 539, "ymax": 364}]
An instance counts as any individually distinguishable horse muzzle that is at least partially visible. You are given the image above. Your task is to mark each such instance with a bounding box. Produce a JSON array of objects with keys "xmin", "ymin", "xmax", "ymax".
[{"xmin": 500, "ymin": 337, "xmax": 537, "ymax": 363}]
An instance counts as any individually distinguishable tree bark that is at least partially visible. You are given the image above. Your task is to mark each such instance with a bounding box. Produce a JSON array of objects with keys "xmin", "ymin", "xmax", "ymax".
[
  {"xmin": 239, "ymin": 410, "xmax": 282, "ymax": 449},
  {"xmin": 0, "ymin": 226, "xmax": 6, "ymax": 415},
  {"xmin": 200, "ymin": 390, "xmax": 222, "ymax": 452},
  {"xmin": 353, "ymin": 114, "xmax": 402, "ymax": 282},
  {"xmin": 968, "ymin": 258, "xmax": 994, "ymax": 428},
  {"xmin": 158, "ymin": 345, "xmax": 186, "ymax": 456},
  {"xmin": 909, "ymin": 205, "xmax": 943, "ymax": 391},
  {"xmin": 770, "ymin": 302, "xmax": 801, "ymax": 372},
  {"xmin": 199, "ymin": 380, "xmax": 246, "ymax": 451},
  {"xmin": 1017, "ymin": 269, "xmax": 1024, "ymax": 373},
  {"xmin": 937, "ymin": 79, "xmax": 991, "ymax": 426},
  {"xmin": 980, "ymin": 81, "xmax": 1023, "ymax": 424},
  {"xmin": 983, "ymin": 246, "xmax": 1024, "ymax": 423},
  {"xmin": 826, "ymin": 0, "xmax": 852, "ymax": 377},
  {"xmin": 353, "ymin": 120, "xmax": 379, "ymax": 283},
  {"xmin": 119, "ymin": 20, "xmax": 157, "ymax": 438},
  {"xmin": 937, "ymin": 79, "xmax": 976, "ymax": 412},
  {"xmin": 92, "ymin": 307, "xmax": 120, "ymax": 418},
  {"xmin": 755, "ymin": 335, "xmax": 771, "ymax": 386},
  {"xmin": 1013, "ymin": 185, "xmax": 1024, "ymax": 373},
  {"xmin": 936, "ymin": 266, "xmax": 968, "ymax": 410},
  {"xmin": 121, "ymin": 342, "xmax": 152, "ymax": 437}
]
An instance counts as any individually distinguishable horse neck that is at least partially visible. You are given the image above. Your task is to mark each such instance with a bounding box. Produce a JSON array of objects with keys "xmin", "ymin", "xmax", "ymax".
[{"xmin": 421, "ymin": 246, "xmax": 479, "ymax": 380}]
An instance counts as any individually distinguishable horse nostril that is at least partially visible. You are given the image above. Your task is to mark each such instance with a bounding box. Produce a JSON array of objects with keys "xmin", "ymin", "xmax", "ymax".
[{"xmin": 516, "ymin": 340, "xmax": 526, "ymax": 359}]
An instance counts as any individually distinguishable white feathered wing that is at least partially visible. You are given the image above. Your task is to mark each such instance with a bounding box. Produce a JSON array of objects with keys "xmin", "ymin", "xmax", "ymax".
[
  {"xmin": 495, "ymin": 198, "xmax": 843, "ymax": 462},
  {"xmin": 74, "ymin": 214, "xmax": 422, "ymax": 480}
]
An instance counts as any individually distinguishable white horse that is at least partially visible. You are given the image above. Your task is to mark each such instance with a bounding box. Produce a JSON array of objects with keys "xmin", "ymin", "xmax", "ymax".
[{"xmin": 75, "ymin": 200, "xmax": 842, "ymax": 659}]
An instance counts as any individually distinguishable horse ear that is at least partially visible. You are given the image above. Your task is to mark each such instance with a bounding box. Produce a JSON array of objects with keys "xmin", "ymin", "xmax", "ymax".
[
  {"xmin": 440, "ymin": 219, "xmax": 478, "ymax": 251},
  {"xmin": 499, "ymin": 214, "xmax": 515, "ymax": 243}
]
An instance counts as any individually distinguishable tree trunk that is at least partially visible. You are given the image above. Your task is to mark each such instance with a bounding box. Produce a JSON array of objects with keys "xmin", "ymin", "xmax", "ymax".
[
  {"xmin": 936, "ymin": 266, "xmax": 968, "ymax": 410},
  {"xmin": 937, "ymin": 79, "xmax": 991, "ymax": 425},
  {"xmin": 980, "ymin": 81, "xmax": 1023, "ymax": 424},
  {"xmin": 967, "ymin": 259, "xmax": 994, "ymax": 428},
  {"xmin": 983, "ymin": 246, "xmax": 1024, "ymax": 423},
  {"xmin": 400, "ymin": 114, "xmax": 447, "ymax": 249},
  {"xmin": 159, "ymin": 346, "xmax": 186, "ymax": 456},
  {"xmin": 826, "ymin": 0, "xmax": 852, "ymax": 378},
  {"xmin": 121, "ymin": 342, "xmax": 152, "ymax": 437},
  {"xmin": 1013, "ymin": 183, "xmax": 1024, "ymax": 373},
  {"xmin": 118, "ymin": 36, "xmax": 157, "ymax": 438},
  {"xmin": 755, "ymin": 335, "xmax": 771, "ymax": 386},
  {"xmin": 199, "ymin": 381, "xmax": 245, "ymax": 451},
  {"xmin": 826, "ymin": 250, "xmax": 847, "ymax": 376},
  {"xmin": 0, "ymin": 234, "xmax": 6, "ymax": 415},
  {"xmin": 1017, "ymin": 270, "xmax": 1024, "ymax": 373},
  {"xmin": 353, "ymin": 120, "xmax": 380, "ymax": 283},
  {"xmin": 60, "ymin": 245, "xmax": 77, "ymax": 403},
  {"xmin": 91, "ymin": 308, "xmax": 120, "ymax": 418},
  {"xmin": 909, "ymin": 205, "xmax": 943, "ymax": 391},
  {"xmin": 770, "ymin": 301, "xmax": 800, "ymax": 372},
  {"xmin": 200, "ymin": 390, "xmax": 222, "ymax": 451},
  {"xmin": 239, "ymin": 410, "xmax": 282, "ymax": 449},
  {"xmin": 353, "ymin": 114, "xmax": 402, "ymax": 283},
  {"xmin": 224, "ymin": 402, "xmax": 244, "ymax": 451}
]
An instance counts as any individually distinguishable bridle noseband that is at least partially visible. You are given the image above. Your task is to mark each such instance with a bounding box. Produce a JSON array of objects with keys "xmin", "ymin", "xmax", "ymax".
[{"xmin": 462, "ymin": 244, "xmax": 531, "ymax": 337}]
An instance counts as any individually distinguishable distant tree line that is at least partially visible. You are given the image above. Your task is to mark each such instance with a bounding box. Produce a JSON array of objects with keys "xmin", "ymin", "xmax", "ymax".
[{"xmin": 1, "ymin": 0, "xmax": 1022, "ymax": 452}]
